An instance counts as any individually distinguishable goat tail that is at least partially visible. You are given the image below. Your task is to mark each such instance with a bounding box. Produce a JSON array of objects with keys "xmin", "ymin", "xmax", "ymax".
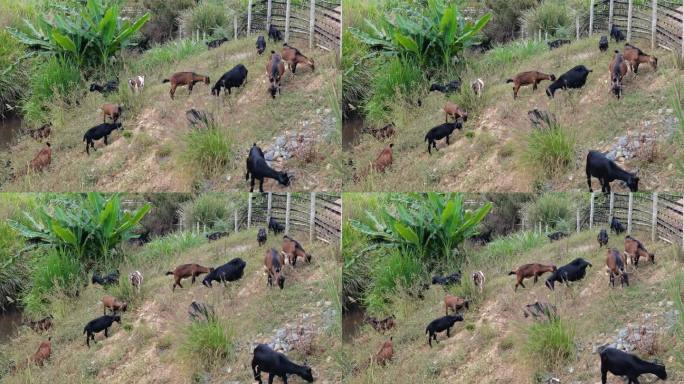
[
  {"xmin": 505, "ymin": 79, "xmax": 514, "ymax": 83},
  {"xmin": 165, "ymin": 271, "xmax": 173, "ymax": 276},
  {"xmin": 162, "ymin": 79, "xmax": 170, "ymax": 83}
]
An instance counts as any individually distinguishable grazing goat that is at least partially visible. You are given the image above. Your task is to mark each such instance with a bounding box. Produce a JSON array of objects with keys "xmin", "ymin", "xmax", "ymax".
[
  {"xmin": 444, "ymin": 102, "xmax": 468, "ymax": 123},
  {"xmin": 268, "ymin": 24, "xmax": 283, "ymax": 42},
  {"xmin": 256, "ymin": 35, "xmax": 266, "ymax": 55},
  {"xmin": 252, "ymin": 344, "xmax": 314, "ymax": 384},
  {"xmin": 206, "ymin": 231, "xmax": 228, "ymax": 241},
  {"xmin": 257, "ymin": 228, "xmax": 268, "ymax": 246},
  {"xmin": 425, "ymin": 314, "xmax": 463, "ymax": 347},
  {"xmin": 610, "ymin": 25, "xmax": 626, "ymax": 42},
  {"xmin": 545, "ymin": 258, "xmax": 592, "ymax": 290},
  {"xmin": 470, "ymin": 229, "xmax": 492, "ymax": 246},
  {"xmin": 282, "ymin": 43, "xmax": 315, "ymax": 74},
  {"xmin": 598, "ymin": 229, "xmax": 609, "ymax": 247},
  {"xmin": 269, "ymin": 217, "xmax": 285, "ymax": 235},
  {"xmin": 624, "ymin": 235, "xmax": 655, "ymax": 267},
  {"xmin": 281, "ymin": 235, "xmax": 312, "ymax": 266},
  {"xmin": 129, "ymin": 270, "xmax": 143, "ymax": 293},
  {"xmin": 508, "ymin": 263, "xmax": 557, "ymax": 291},
  {"xmin": 206, "ymin": 37, "xmax": 228, "ymax": 49},
  {"xmin": 373, "ymin": 144, "xmax": 393, "ymax": 173},
  {"xmin": 83, "ymin": 314, "xmax": 120, "ymax": 347},
  {"xmin": 523, "ymin": 301, "xmax": 558, "ymax": 321},
  {"xmin": 367, "ymin": 123, "xmax": 395, "ymax": 140},
  {"xmin": 92, "ymin": 270, "xmax": 119, "ymax": 286},
  {"xmin": 545, "ymin": 65, "xmax": 592, "ymax": 98},
  {"xmin": 245, "ymin": 143, "xmax": 291, "ymax": 192},
  {"xmin": 32, "ymin": 338, "xmax": 51, "ymax": 366},
  {"xmin": 374, "ymin": 337, "xmax": 394, "ymax": 366},
  {"xmin": 547, "ymin": 231, "xmax": 567, "ymax": 242},
  {"xmin": 166, "ymin": 263, "xmax": 213, "ymax": 291},
  {"xmin": 266, "ymin": 51, "xmax": 286, "ymax": 98},
  {"xmin": 89, "ymin": 78, "xmax": 119, "ymax": 94},
  {"xmin": 432, "ymin": 271, "xmax": 462, "ymax": 286},
  {"xmin": 506, "ymin": 71, "xmax": 556, "ymax": 98},
  {"xmin": 609, "ymin": 50, "xmax": 628, "ymax": 99},
  {"xmin": 366, "ymin": 315, "xmax": 396, "ymax": 333},
  {"xmin": 83, "ymin": 122, "xmax": 122, "ymax": 155},
  {"xmin": 211, "ymin": 64, "xmax": 248, "ymax": 96},
  {"xmin": 623, "ymin": 43, "xmax": 658, "ymax": 74},
  {"xmin": 162, "ymin": 72, "xmax": 210, "ymax": 100},
  {"xmin": 202, "ymin": 258, "xmax": 247, "ymax": 287},
  {"xmin": 471, "ymin": 78, "xmax": 484, "ymax": 97},
  {"xmin": 586, "ymin": 150, "xmax": 639, "ymax": 192},
  {"xmin": 101, "ymin": 295, "xmax": 128, "ymax": 315},
  {"xmin": 29, "ymin": 142, "xmax": 51, "ymax": 172},
  {"xmin": 547, "ymin": 39, "xmax": 571, "ymax": 50},
  {"xmin": 128, "ymin": 75, "xmax": 144, "ymax": 93},
  {"xmin": 444, "ymin": 295, "xmax": 469, "ymax": 315},
  {"xmin": 27, "ymin": 315, "xmax": 53, "ymax": 332},
  {"xmin": 28, "ymin": 123, "xmax": 51, "ymax": 140},
  {"xmin": 264, "ymin": 248, "xmax": 285, "ymax": 289},
  {"xmin": 429, "ymin": 80, "xmax": 461, "ymax": 94},
  {"xmin": 606, "ymin": 248, "xmax": 629, "ymax": 287},
  {"xmin": 599, "ymin": 35, "xmax": 609, "ymax": 52},
  {"xmin": 599, "ymin": 347, "xmax": 667, "ymax": 384},
  {"xmin": 188, "ymin": 301, "xmax": 216, "ymax": 322},
  {"xmin": 472, "ymin": 271, "xmax": 485, "ymax": 293},
  {"xmin": 424, "ymin": 121, "xmax": 462, "ymax": 154},
  {"xmin": 611, "ymin": 217, "xmax": 626, "ymax": 234},
  {"xmin": 101, "ymin": 103, "xmax": 123, "ymax": 123}
]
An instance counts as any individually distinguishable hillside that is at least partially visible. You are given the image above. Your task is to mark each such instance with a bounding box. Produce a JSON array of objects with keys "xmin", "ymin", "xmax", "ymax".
[
  {"xmin": 343, "ymin": 230, "xmax": 684, "ymax": 383},
  {"xmin": 1, "ymin": 37, "xmax": 342, "ymax": 192},
  {"xmin": 0, "ymin": 229, "xmax": 342, "ymax": 383},
  {"xmin": 345, "ymin": 37, "xmax": 684, "ymax": 192}
]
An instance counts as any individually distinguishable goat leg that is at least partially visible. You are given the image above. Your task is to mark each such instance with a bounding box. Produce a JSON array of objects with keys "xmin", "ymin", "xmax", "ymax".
[
  {"xmin": 259, "ymin": 178, "xmax": 264, "ymax": 193},
  {"xmin": 268, "ymin": 373, "xmax": 275, "ymax": 384}
]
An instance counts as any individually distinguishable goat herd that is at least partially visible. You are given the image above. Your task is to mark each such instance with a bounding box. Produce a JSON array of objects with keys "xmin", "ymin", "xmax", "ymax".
[
  {"xmin": 22, "ymin": 25, "xmax": 315, "ymax": 192},
  {"xmin": 363, "ymin": 26, "xmax": 658, "ymax": 193},
  {"xmin": 9, "ymin": 219, "xmax": 318, "ymax": 384},
  {"xmin": 360, "ymin": 217, "xmax": 667, "ymax": 383}
]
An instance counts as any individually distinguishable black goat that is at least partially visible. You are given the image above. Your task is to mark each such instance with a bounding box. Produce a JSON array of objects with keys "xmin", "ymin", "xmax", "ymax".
[
  {"xmin": 547, "ymin": 231, "xmax": 568, "ymax": 242},
  {"xmin": 610, "ymin": 217, "xmax": 626, "ymax": 234},
  {"xmin": 245, "ymin": 143, "xmax": 291, "ymax": 192},
  {"xmin": 89, "ymin": 78, "xmax": 119, "ymax": 95},
  {"xmin": 545, "ymin": 258, "xmax": 592, "ymax": 290},
  {"xmin": 586, "ymin": 150, "xmax": 639, "ymax": 193},
  {"xmin": 610, "ymin": 25, "xmax": 626, "ymax": 42},
  {"xmin": 425, "ymin": 314, "xmax": 463, "ymax": 347},
  {"xmin": 206, "ymin": 37, "xmax": 228, "ymax": 49},
  {"xmin": 598, "ymin": 229, "xmax": 609, "ymax": 247},
  {"xmin": 424, "ymin": 121, "xmax": 462, "ymax": 154},
  {"xmin": 83, "ymin": 122, "xmax": 122, "ymax": 155},
  {"xmin": 268, "ymin": 217, "xmax": 285, "ymax": 235},
  {"xmin": 257, "ymin": 228, "xmax": 268, "ymax": 246},
  {"xmin": 252, "ymin": 344, "xmax": 314, "ymax": 383},
  {"xmin": 92, "ymin": 270, "xmax": 119, "ymax": 286},
  {"xmin": 429, "ymin": 80, "xmax": 461, "ymax": 94},
  {"xmin": 431, "ymin": 272, "xmax": 462, "ymax": 286},
  {"xmin": 599, "ymin": 35, "xmax": 609, "ymax": 52},
  {"xmin": 202, "ymin": 258, "xmax": 246, "ymax": 287},
  {"xmin": 547, "ymin": 39, "xmax": 570, "ymax": 50},
  {"xmin": 268, "ymin": 25, "xmax": 283, "ymax": 42},
  {"xmin": 206, "ymin": 231, "xmax": 228, "ymax": 241},
  {"xmin": 211, "ymin": 64, "xmax": 248, "ymax": 96},
  {"xmin": 600, "ymin": 347, "xmax": 667, "ymax": 383},
  {"xmin": 83, "ymin": 314, "xmax": 120, "ymax": 347},
  {"xmin": 256, "ymin": 35, "xmax": 266, "ymax": 55},
  {"xmin": 546, "ymin": 65, "xmax": 592, "ymax": 98}
]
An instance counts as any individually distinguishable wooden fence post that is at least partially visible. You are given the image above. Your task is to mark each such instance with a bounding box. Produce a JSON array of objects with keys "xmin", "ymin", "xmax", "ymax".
[
  {"xmin": 627, "ymin": 0, "xmax": 633, "ymax": 41},
  {"xmin": 576, "ymin": 209, "xmax": 580, "ymax": 233},
  {"xmin": 247, "ymin": 193, "xmax": 252, "ymax": 228},
  {"xmin": 576, "ymin": 14, "xmax": 580, "ymax": 39},
  {"xmin": 267, "ymin": 0, "xmax": 273, "ymax": 32},
  {"xmin": 309, "ymin": 0, "xmax": 316, "ymax": 49},
  {"xmin": 234, "ymin": 210, "xmax": 238, "ymax": 232},
  {"xmin": 627, "ymin": 193, "xmax": 633, "ymax": 234},
  {"xmin": 285, "ymin": 193, "xmax": 291, "ymax": 235},
  {"xmin": 590, "ymin": 192, "xmax": 595, "ymax": 229},
  {"xmin": 309, "ymin": 193, "xmax": 316, "ymax": 241},
  {"xmin": 247, "ymin": 0, "xmax": 252, "ymax": 36},
  {"xmin": 589, "ymin": 0, "xmax": 594, "ymax": 36},
  {"xmin": 609, "ymin": 0, "xmax": 614, "ymax": 32},
  {"xmin": 652, "ymin": 193, "xmax": 658, "ymax": 241},
  {"xmin": 267, "ymin": 192, "xmax": 272, "ymax": 225},
  {"xmin": 609, "ymin": 192, "xmax": 615, "ymax": 223},
  {"xmin": 651, "ymin": 0, "xmax": 657, "ymax": 50},
  {"xmin": 285, "ymin": 0, "xmax": 291, "ymax": 42},
  {"xmin": 234, "ymin": 14, "xmax": 238, "ymax": 40}
]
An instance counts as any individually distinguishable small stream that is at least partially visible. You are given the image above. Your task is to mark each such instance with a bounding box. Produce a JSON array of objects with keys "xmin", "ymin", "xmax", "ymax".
[
  {"xmin": 342, "ymin": 115, "xmax": 364, "ymax": 150},
  {"xmin": 0, "ymin": 306, "xmax": 23, "ymax": 343},
  {"xmin": 342, "ymin": 302, "xmax": 366, "ymax": 342},
  {"xmin": 0, "ymin": 115, "xmax": 23, "ymax": 150}
]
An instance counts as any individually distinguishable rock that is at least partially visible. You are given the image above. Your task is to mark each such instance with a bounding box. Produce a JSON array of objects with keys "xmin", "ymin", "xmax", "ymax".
[
  {"xmin": 606, "ymin": 151, "xmax": 617, "ymax": 161},
  {"xmin": 618, "ymin": 136, "xmax": 628, "ymax": 146},
  {"xmin": 264, "ymin": 150, "xmax": 275, "ymax": 161},
  {"xmin": 667, "ymin": 301, "xmax": 674, "ymax": 307},
  {"xmin": 276, "ymin": 136, "xmax": 286, "ymax": 147},
  {"xmin": 666, "ymin": 108, "xmax": 673, "ymax": 114}
]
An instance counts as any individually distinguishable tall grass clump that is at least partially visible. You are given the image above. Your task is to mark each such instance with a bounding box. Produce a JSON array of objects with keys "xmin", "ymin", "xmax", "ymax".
[
  {"xmin": 0, "ymin": 222, "xmax": 27, "ymax": 310},
  {"xmin": 131, "ymin": 39, "xmax": 205, "ymax": 74},
  {"xmin": 479, "ymin": 40, "xmax": 546, "ymax": 74},
  {"xmin": 523, "ymin": 124, "xmax": 575, "ymax": 178},
  {"xmin": 670, "ymin": 83, "xmax": 684, "ymax": 136},
  {"xmin": 182, "ymin": 318, "xmax": 235, "ymax": 369},
  {"xmin": 342, "ymin": 220, "xmax": 372, "ymax": 310},
  {"xmin": 365, "ymin": 249, "xmax": 425, "ymax": 314},
  {"xmin": 472, "ymin": 231, "xmax": 545, "ymax": 271},
  {"xmin": 22, "ymin": 249, "xmax": 82, "ymax": 316},
  {"xmin": 132, "ymin": 231, "xmax": 205, "ymax": 268},
  {"xmin": 524, "ymin": 318, "xmax": 575, "ymax": 370},
  {"xmin": 182, "ymin": 126, "xmax": 233, "ymax": 177},
  {"xmin": 668, "ymin": 272, "xmax": 684, "ymax": 368},
  {"xmin": 184, "ymin": 1, "xmax": 231, "ymax": 37},
  {"xmin": 521, "ymin": 193, "xmax": 574, "ymax": 232},
  {"xmin": 341, "ymin": 30, "xmax": 372, "ymax": 119},
  {"xmin": 521, "ymin": 0, "xmax": 572, "ymax": 39},
  {"xmin": 181, "ymin": 193, "xmax": 238, "ymax": 229},
  {"xmin": 364, "ymin": 57, "xmax": 425, "ymax": 124},
  {"xmin": 0, "ymin": 30, "xmax": 28, "ymax": 118},
  {"xmin": 21, "ymin": 57, "xmax": 81, "ymax": 125}
]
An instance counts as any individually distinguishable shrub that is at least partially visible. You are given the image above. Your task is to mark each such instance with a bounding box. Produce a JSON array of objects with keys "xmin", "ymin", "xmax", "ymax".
[
  {"xmin": 0, "ymin": 221, "xmax": 27, "ymax": 310},
  {"xmin": 139, "ymin": 0, "xmax": 196, "ymax": 45},
  {"xmin": 521, "ymin": 0, "xmax": 572, "ymax": 39},
  {"xmin": 521, "ymin": 193, "xmax": 574, "ymax": 232},
  {"xmin": 182, "ymin": 127, "xmax": 233, "ymax": 177},
  {"xmin": 21, "ymin": 57, "xmax": 81, "ymax": 125},
  {"xmin": 183, "ymin": 193, "xmax": 230, "ymax": 229},
  {"xmin": 182, "ymin": 318, "xmax": 235, "ymax": 369},
  {"xmin": 341, "ymin": 26, "xmax": 372, "ymax": 119},
  {"xmin": 523, "ymin": 124, "xmax": 575, "ymax": 178},
  {"xmin": 524, "ymin": 318, "xmax": 575, "ymax": 370},
  {"xmin": 364, "ymin": 56, "xmax": 425, "ymax": 124},
  {"xmin": 184, "ymin": 1, "xmax": 231, "ymax": 38}
]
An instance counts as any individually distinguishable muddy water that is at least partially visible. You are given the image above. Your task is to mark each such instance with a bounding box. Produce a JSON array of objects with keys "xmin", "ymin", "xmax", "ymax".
[
  {"xmin": 342, "ymin": 115, "xmax": 364, "ymax": 150},
  {"xmin": 0, "ymin": 306, "xmax": 23, "ymax": 343},
  {"xmin": 0, "ymin": 115, "xmax": 23, "ymax": 150},
  {"xmin": 342, "ymin": 302, "xmax": 366, "ymax": 341}
]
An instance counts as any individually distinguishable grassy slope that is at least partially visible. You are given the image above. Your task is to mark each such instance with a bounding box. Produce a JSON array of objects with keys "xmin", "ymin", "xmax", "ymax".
[
  {"xmin": 343, "ymin": 230, "xmax": 683, "ymax": 383},
  {"xmin": 347, "ymin": 37, "xmax": 684, "ymax": 192},
  {"xmin": 4, "ymin": 37, "xmax": 341, "ymax": 192},
  {"xmin": 0, "ymin": 229, "xmax": 342, "ymax": 383}
]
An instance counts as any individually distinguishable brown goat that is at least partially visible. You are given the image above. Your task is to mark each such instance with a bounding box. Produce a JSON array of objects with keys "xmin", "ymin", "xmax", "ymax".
[
  {"xmin": 266, "ymin": 51, "xmax": 286, "ymax": 98},
  {"xmin": 367, "ymin": 315, "xmax": 396, "ymax": 332},
  {"xmin": 368, "ymin": 123, "xmax": 395, "ymax": 140},
  {"xmin": 623, "ymin": 43, "xmax": 657, "ymax": 73},
  {"xmin": 281, "ymin": 43, "xmax": 315, "ymax": 74},
  {"xmin": 101, "ymin": 103, "xmax": 122, "ymax": 123},
  {"xmin": 27, "ymin": 315, "xmax": 53, "ymax": 332},
  {"xmin": 444, "ymin": 102, "xmax": 468, "ymax": 123},
  {"xmin": 29, "ymin": 143, "xmax": 51, "ymax": 172},
  {"xmin": 264, "ymin": 248, "xmax": 285, "ymax": 289},
  {"xmin": 624, "ymin": 236, "xmax": 655, "ymax": 267},
  {"xmin": 32, "ymin": 338, "xmax": 51, "ymax": 366},
  {"xmin": 374, "ymin": 337, "xmax": 394, "ymax": 366},
  {"xmin": 28, "ymin": 123, "xmax": 51, "ymax": 140},
  {"xmin": 609, "ymin": 51, "xmax": 628, "ymax": 98},
  {"xmin": 101, "ymin": 295, "xmax": 128, "ymax": 315},
  {"xmin": 444, "ymin": 294, "xmax": 469, "ymax": 315},
  {"xmin": 373, "ymin": 144, "xmax": 393, "ymax": 173},
  {"xmin": 281, "ymin": 235, "xmax": 312, "ymax": 266},
  {"xmin": 508, "ymin": 263, "xmax": 557, "ymax": 291},
  {"xmin": 606, "ymin": 248, "xmax": 629, "ymax": 287},
  {"xmin": 165, "ymin": 263, "xmax": 213, "ymax": 291},
  {"xmin": 162, "ymin": 72, "xmax": 210, "ymax": 100},
  {"xmin": 506, "ymin": 71, "xmax": 556, "ymax": 98}
]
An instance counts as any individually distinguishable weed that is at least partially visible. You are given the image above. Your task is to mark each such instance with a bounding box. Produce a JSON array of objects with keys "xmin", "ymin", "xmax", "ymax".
[
  {"xmin": 524, "ymin": 318, "xmax": 575, "ymax": 370},
  {"xmin": 182, "ymin": 127, "xmax": 233, "ymax": 177},
  {"xmin": 181, "ymin": 318, "xmax": 235, "ymax": 370},
  {"xmin": 523, "ymin": 124, "xmax": 575, "ymax": 178}
]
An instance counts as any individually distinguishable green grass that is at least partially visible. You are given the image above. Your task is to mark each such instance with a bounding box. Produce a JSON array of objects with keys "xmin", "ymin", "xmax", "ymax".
[
  {"xmin": 181, "ymin": 318, "xmax": 235, "ymax": 370},
  {"xmin": 523, "ymin": 318, "xmax": 575, "ymax": 371},
  {"xmin": 128, "ymin": 39, "xmax": 205, "ymax": 75},
  {"xmin": 365, "ymin": 57, "xmax": 425, "ymax": 125},
  {"xmin": 22, "ymin": 249, "xmax": 83, "ymax": 317},
  {"xmin": 182, "ymin": 126, "xmax": 233, "ymax": 177},
  {"xmin": 22, "ymin": 57, "xmax": 82, "ymax": 126},
  {"xmin": 365, "ymin": 249, "xmax": 425, "ymax": 314},
  {"xmin": 523, "ymin": 124, "xmax": 575, "ymax": 179}
]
